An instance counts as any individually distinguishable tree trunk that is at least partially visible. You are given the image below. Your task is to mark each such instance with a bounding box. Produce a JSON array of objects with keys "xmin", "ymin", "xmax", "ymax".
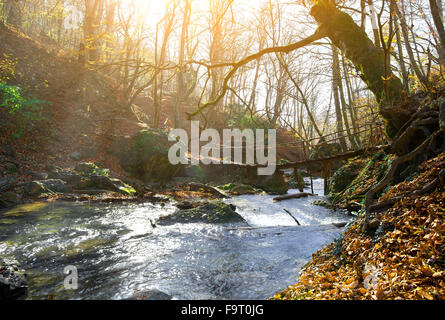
[
  {"xmin": 310, "ymin": 0, "xmax": 407, "ymax": 137},
  {"xmin": 332, "ymin": 45, "xmax": 348, "ymax": 152},
  {"xmin": 6, "ymin": 0, "xmax": 21, "ymax": 28},
  {"xmin": 429, "ymin": 0, "xmax": 445, "ymax": 65},
  {"xmin": 342, "ymin": 55, "xmax": 361, "ymax": 147},
  {"xmin": 394, "ymin": 18, "xmax": 410, "ymax": 92},
  {"xmin": 84, "ymin": 0, "xmax": 103, "ymax": 62},
  {"xmin": 367, "ymin": 0, "xmax": 380, "ymax": 48},
  {"xmin": 390, "ymin": 0, "xmax": 429, "ymax": 87},
  {"xmin": 174, "ymin": 0, "xmax": 191, "ymax": 128}
]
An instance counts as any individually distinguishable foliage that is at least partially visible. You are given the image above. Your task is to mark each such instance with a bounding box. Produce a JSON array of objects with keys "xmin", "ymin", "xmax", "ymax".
[
  {"xmin": 0, "ymin": 82, "xmax": 48, "ymax": 139},
  {"xmin": 226, "ymin": 104, "xmax": 273, "ymax": 130},
  {"xmin": 218, "ymin": 183, "xmax": 237, "ymax": 191},
  {"xmin": 75, "ymin": 162, "xmax": 110, "ymax": 177},
  {"xmin": 0, "ymin": 54, "xmax": 17, "ymax": 82}
]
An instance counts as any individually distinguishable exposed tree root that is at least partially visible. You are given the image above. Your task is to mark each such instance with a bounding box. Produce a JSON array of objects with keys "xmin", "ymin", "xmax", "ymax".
[
  {"xmin": 364, "ymin": 130, "xmax": 440, "ymax": 230},
  {"xmin": 368, "ymin": 168, "xmax": 445, "ymax": 213},
  {"xmin": 391, "ymin": 114, "xmax": 439, "ymax": 155}
]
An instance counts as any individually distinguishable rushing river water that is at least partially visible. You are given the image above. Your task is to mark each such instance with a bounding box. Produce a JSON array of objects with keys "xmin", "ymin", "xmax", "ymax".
[{"xmin": 0, "ymin": 179, "xmax": 352, "ymax": 300}]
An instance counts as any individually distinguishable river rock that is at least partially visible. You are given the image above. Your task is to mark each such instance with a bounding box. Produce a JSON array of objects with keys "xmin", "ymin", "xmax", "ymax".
[
  {"xmin": 24, "ymin": 181, "xmax": 46, "ymax": 196},
  {"xmin": 46, "ymin": 165, "xmax": 82, "ymax": 185},
  {"xmin": 229, "ymin": 184, "xmax": 257, "ymax": 195},
  {"xmin": 44, "ymin": 179, "xmax": 71, "ymax": 193},
  {"xmin": 30, "ymin": 171, "xmax": 48, "ymax": 180},
  {"xmin": 219, "ymin": 183, "xmax": 257, "ymax": 195},
  {"xmin": 158, "ymin": 201, "xmax": 245, "ymax": 225},
  {"xmin": 175, "ymin": 200, "xmax": 195, "ymax": 210},
  {"xmin": 0, "ymin": 259, "xmax": 28, "ymax": 300},
  {"xmin": 115, "ymin": 129, "xmax": 182, "ymax": 183},
  {"xmin": 127, "ymin": 289, "xmax": 172, "ymax": 300},
  {"xmin": 313, "ymin": 200, "xmax": 331, "ymax": 208},
  {"xmin": 368, "ymin": 218, "xmax": 381, "ymax": 231},
  {"xmin": 24, "ymin": 179, "xmax": 71, "ymax": 196},
  {"xmin": 75, "ymin": 162, "xmax": 99, "ymax": 175},
  {"xmin": 75, "ymin": 175, "xmax": 136, "ymax": 196},
  {"xmin": 256, "ymin": 172, "xmax": 288, "ymax": 195}
]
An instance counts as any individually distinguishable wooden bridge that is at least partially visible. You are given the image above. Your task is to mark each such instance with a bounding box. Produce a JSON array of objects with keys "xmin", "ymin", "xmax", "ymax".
[{"xmin": 228, "ymin": 144, "xmax": 390, "ymax": 195}]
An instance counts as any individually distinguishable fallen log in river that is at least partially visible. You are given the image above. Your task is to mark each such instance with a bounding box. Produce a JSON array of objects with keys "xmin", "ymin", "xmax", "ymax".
[{"xmin": 273, "ymin": 192, "xmax": 316, "ymax": 202}]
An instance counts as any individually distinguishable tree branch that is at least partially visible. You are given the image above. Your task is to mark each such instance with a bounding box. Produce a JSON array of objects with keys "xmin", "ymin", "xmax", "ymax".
[{"xmin": 186, "ymin": 30, "xmax": 326, "ymax": 119}]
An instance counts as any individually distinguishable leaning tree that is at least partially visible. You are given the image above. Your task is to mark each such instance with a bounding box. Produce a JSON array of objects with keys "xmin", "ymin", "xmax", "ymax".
[
  {"xmin": 309, "ymin": 1, "xmax": 445, "ymax": 230},
  {"xmin": 188, "ymin": 0, "xmax": 445, "ymax": 230}
]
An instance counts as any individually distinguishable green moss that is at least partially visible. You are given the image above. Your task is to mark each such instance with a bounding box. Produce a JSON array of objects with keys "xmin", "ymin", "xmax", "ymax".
[
  {"xmin": 118, "ymin": 185, "xmax": 136, "ymax": 196},
  {"xmin": 219, "ymin": 183, "xmax": 237, "ymax": 191},
  {"xmin": 329, "ymin": 161, "xmax": 363, "ymax": 194}
]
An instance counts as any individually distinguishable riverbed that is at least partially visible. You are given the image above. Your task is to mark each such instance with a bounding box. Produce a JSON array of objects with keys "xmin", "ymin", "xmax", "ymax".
[{"xmin": 0, "ymin": 179, "xmax": 352, "ymax": 300}]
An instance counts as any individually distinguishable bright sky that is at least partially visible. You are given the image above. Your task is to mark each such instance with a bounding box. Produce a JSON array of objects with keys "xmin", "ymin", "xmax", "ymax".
[{"xmin": 129, "ymin": 0, "xmax": 286, "ymax": 22}]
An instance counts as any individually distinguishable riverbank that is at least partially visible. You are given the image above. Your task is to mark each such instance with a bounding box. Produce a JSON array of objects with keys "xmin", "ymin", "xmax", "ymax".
[{"xmin": 272, "ymin": 152, "xmax": 445, "ymax": 300}]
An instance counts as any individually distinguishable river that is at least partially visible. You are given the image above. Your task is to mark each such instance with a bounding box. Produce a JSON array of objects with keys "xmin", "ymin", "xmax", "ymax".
[{"xmin": 0, "ymin": 179, "xmax": 352, "ymax": 300}]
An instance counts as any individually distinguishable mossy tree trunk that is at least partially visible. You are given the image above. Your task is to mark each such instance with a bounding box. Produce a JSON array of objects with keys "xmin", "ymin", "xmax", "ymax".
[{"xmin": 310, "ymin": 0, "xmax": 408, "ymax": 137}]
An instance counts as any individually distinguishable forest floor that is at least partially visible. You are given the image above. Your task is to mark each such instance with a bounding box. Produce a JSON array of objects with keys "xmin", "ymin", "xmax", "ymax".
[{"xmin": 273, "ymin": 152, "xmax": 445, "ymax": 300}]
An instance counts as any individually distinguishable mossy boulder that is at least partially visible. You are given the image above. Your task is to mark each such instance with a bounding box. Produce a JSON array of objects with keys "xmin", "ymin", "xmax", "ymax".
[
  {"xmin": 329, "ymin": 161, "xmax": 363, "ymax": 194},
  {"xmin": 46, "ymin": 165, "xmax": 82, "ymax": 185},
  {"xmin": 24, "ymin": 181, "xmax": 47, "ymax": 196},
  {"xmin": 218, "ymin": 183, "xmax": 257, "ymax": 195},
  {"xmin": 157, "ymin": 201, "xmax": 246, "ymax": 225},
  {"xmin": 74, "ymin": 162, "xmax": 101, "ymax": 175},
  {"xmin": 258, "ymin": 173, "xmax": 289, "ymax": 195},
  {"xmin": 74, "ymin": 175, "xmax": 136, "ymax": 196},
  {"xmin": 24, "ymin": 179, "xmax": 70, "ymax": 196},
  {"xmin": 118, "ymin": 129, "xmax": 182, "ymax": 183}
]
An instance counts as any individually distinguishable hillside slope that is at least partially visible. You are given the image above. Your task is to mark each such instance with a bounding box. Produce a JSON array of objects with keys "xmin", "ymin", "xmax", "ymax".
[{"xmin": 273, "ymin": 152, "xmax": 445, "ymax": 300}]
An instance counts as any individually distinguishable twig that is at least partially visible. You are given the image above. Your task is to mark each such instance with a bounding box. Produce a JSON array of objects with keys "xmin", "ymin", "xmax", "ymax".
[{"xmin": 283, "ymin": 209, "xmax": 301, "ymax": 226}]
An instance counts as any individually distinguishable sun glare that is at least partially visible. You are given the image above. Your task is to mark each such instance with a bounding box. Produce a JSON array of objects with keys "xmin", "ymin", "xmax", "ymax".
[{"xmin": 125, "ymin": 0, "xmax": 266, "ymax": 23}]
